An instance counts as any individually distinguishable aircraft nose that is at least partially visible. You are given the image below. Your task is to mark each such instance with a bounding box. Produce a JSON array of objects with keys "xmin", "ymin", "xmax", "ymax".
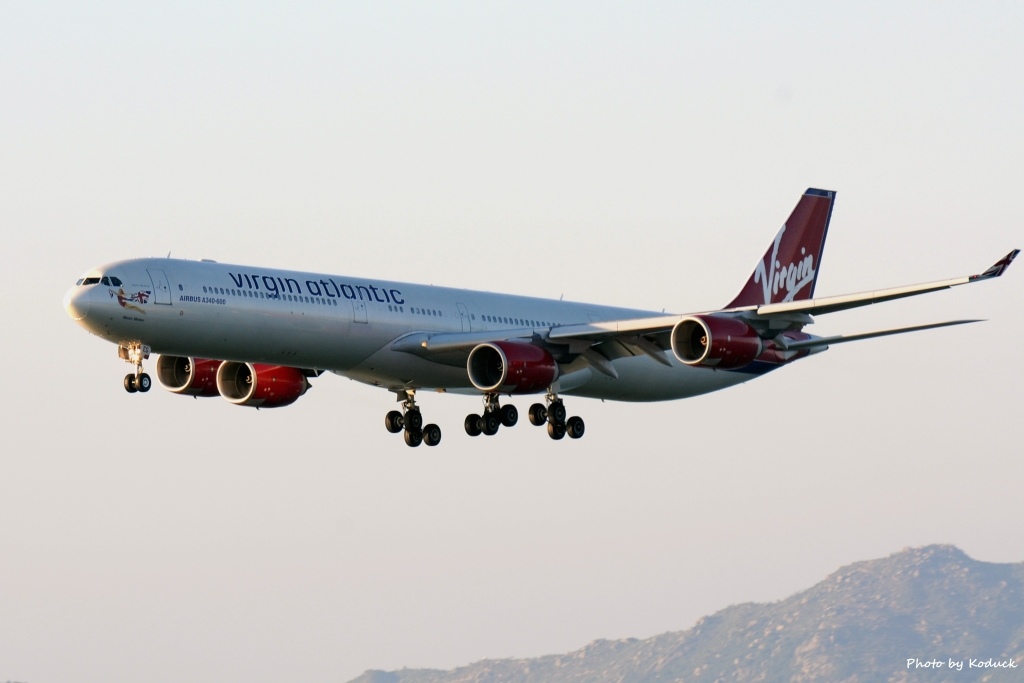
[{"xmin": 64, "ymin": 285, "xmax": 92, "ymax": 321}]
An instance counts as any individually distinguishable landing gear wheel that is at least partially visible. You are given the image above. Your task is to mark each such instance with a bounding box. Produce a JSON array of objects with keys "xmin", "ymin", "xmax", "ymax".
[
  {"xmin": 566, "ymin": 416, "xmax": 585, "ymax": 439},
  {"xmin": 547, "ymin": 421, "xmax": 566, "ymax": 440},
  {"xmin": 404, "ymin": 409, "xmax": 423, "ymax": 432},
  {"xmin": 481, "ymin": 413, "xmax": 500, "ymax": 436},
  {"xmin": 404, "ymin": 429, "xmax": 423, "ymax": 448},
  {"xmin": 529, "ymin": 403, "xmax": 547, "ymax": 426},
  {"xmin": 124, "ymin": 374, "xmax": 138, "ymax": 393},
  {"xmin": 136, "ymin": 373, "xmax": 152, "ymax": 393},
  {"xmin": 500, "ymin": 404, "xmax": 519, "ymax": 428},
  {"xmin": 423, "ymin": 424, "xmax": 442, "ymax": 447},
  {"xmin": 465, "ymin": 414, "xmax": 482, "ymax": 437},
  {"xmin": 385, "ymin": 410, "xmax": 404, "ymax": 434},
  {"xmin": 548, "ymin": 400, "xmax": 566, "ymax": 424}
]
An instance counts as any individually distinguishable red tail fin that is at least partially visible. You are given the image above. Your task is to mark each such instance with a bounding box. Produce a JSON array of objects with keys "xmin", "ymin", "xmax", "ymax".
[{"xmin": 726, "ymin": 188, "xmax": 835, "ymax": 308}]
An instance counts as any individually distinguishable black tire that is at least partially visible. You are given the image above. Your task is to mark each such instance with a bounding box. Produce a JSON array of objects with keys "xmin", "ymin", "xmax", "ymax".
[
  {"xmin": 423, "ymin": 424, "xmax": 442, "ymax": 447},
  {"xmin": 528, "ymin": 403, "xmax": 547, "ymax": 426},
  {"xmin": 137, "ymin": 373, "xmax": 152, "ymax": 393},
  {"xmin": 566, "ymin": 416, "xmax": 585, "ymax": 439},
  {"xmin": 548, "ymin": 400, "xmax": 566, "ymax": 425},
  {"xmin": 481, "ymin": 413, "xmax": 500, "ymax": 436},
  {"xmin": 500, "ymin": 404, "xmax": 519, "ymax": 428},
  {"xmin": 385, "ymin": 410, "xmax": 404, "ymax": 433},
  {"xmin": 404, "ymin": 428, "xmax": 423, "ymax": 447},
  {"xmin": 124, "ymin": 374, "xmax": 138, "ymax": 393},
  {"xmin": 404, "ymin": 409, "xmax": 423, "ymax": 431},
  {"xmin": 547, "ymin": 421, "xmax": 566, "ymax": 440},
  {"xmin": 465, "ymin": 414, "xmax": 482, "ymax": 437}
]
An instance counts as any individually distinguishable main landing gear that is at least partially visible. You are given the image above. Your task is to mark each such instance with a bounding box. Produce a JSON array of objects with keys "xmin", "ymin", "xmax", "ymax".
[
  {"xmin": 386, "ymin": 390, "xmax": 585, "ymax": 447},
  {"xmin": 465, "ymin": 392, "xmax": 585, "ymax": 441},
  {"xmin": 119, "ymin": 341, "xmax": 152, "ymax": 394},
  {"xmin": 384, "ymin": 390, "xmax": 442, "ymax": 448},
  {"xmin": 464, "ymin": 393, "xmax": 519, "ymax": 437},
  {"xmin": 528, "ymin": 393, "xmax": 585, "ymax": 441}
]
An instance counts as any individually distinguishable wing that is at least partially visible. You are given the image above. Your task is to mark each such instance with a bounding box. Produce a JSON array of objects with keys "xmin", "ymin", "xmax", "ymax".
[{"xmin": 392, "ymin": 250, "xmax": 1018, "ymax": 373}]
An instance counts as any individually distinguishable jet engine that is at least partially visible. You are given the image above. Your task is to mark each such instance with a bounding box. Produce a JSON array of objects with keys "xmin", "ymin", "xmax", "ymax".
[
  {"xmin": 155, "ymin": 356, "xmax": 222, "ymax": 397},
  {"xmin": 216, "ymin": 362, "xmax": 310, "ymax": 408},
  {"xmin": 671, "ymin": 315, "xmax": 763, "ymax": 369},
  {"xmin": 467, "ymin": 341, "xmax": 558, "ymax": 394}
]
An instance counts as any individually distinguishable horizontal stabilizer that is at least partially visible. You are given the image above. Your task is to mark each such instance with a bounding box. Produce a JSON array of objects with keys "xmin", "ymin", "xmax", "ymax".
[{"xmin": 776, "ymin": 319, "xmax": 983, "ymax": 351}]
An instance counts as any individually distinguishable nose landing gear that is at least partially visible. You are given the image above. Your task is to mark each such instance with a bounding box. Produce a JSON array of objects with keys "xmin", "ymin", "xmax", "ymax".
[
  {"xmin": 119, "ymin": 342, "xmax": 152, "ymax": 394},
  {"xmin": 385, "ymin": 390, "xmax": 442, "ymax": 447}
]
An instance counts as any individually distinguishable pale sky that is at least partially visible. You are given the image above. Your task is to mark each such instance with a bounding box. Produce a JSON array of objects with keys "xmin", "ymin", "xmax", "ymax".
[{"xmin": 2, "ymin": 2, "xmax": 1022, "ymax": 682}]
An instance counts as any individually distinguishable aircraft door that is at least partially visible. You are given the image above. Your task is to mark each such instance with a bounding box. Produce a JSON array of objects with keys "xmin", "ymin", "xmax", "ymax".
[
  {"xmin": 148, "ymin": 269, "xmax": 172, "ymax": 305},
  {"xmin": 457, "ymin": 303, "xmax": 471, "ymax": 331},
  {"xmin": 352, "ymin": 300, "xmax": 368, "ymax": 323}
]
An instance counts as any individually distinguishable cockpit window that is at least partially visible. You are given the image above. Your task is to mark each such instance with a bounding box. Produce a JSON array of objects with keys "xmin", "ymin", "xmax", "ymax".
[
  {"xmin": 109, "ymin": 276, "xmax": 122, "ymax": 286},
  {"xmin": 101, "ymin": 277, "xmax": 111, "ymax": 286},
  {"xmin": 76, "ymin": 278, "xmax": 84, "ymax": 286},
  {"xmin": 82, "ymin": 277, "xmax": 101, "ymax": 285}
]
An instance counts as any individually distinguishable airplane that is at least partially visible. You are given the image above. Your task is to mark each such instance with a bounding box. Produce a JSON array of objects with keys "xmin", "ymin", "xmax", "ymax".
[{"xmin": 64, "ymin": 189, "xmax": 1018, "ymax": 447}]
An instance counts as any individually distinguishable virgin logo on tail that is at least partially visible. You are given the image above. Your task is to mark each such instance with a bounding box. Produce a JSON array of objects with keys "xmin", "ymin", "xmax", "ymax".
[
  {"xmin": 725, "ymin": 189, "xmax": 834, "ymax": 309},
  {"xmin": 753, "ymin": 225, "xmax": 817, "ymax": 304}
]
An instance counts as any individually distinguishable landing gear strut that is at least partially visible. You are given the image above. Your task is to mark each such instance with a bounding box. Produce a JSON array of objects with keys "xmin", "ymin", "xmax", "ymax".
[
  {"xmin": 119, "ymin": 342, "xmax": 152, "ymax": 394},
  {"xmin": 464, "ymin": 393, "xmax": 518, "ymax": 437},
  {"xmin": 385, "ymin": 390, "xmax": 441, "ymax": 447},
  {"xmin": 528, "ymin": 392, "xmax": 585, "ymax": 440}
]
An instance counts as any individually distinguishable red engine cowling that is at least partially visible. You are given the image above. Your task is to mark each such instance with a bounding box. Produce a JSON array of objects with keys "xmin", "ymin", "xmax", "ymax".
[
  {"xmin": 671, "ymin": 315, "xmax": 763, "ymax": 369},
  {"xmin": 216, "ymin": 362, "xmax": 310, "ymax": 408},
  {"xmin": 155, "ymin": 356, "xmax": 222, "ymax": 397},
  {"xmin": 467, "ymin": 341, "xmax": 558, "ymax": 394}
]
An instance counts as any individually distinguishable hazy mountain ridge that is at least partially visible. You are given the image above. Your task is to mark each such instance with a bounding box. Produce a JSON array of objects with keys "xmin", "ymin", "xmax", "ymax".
[{"xmin": 349, "ymin": 545, "xmax": 1024, "ymax": 683}]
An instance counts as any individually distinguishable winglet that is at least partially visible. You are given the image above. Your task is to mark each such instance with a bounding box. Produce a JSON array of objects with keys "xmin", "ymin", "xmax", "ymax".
[{"xmin": 969, "ymin": 249, "xmax": 1019, "ymax": 282}]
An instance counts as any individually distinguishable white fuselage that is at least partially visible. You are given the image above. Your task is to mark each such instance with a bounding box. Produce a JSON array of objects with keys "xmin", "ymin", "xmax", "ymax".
[{"xmin": 64, "ymin": 257, "xmax": 762, "ymax": 402}]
